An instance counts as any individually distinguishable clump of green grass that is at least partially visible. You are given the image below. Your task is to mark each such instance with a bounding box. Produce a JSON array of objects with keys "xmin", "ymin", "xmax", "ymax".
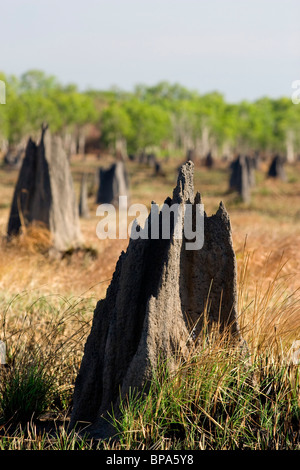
[
  {"xmin": 109, "ymin": 348, "xmax": 300, "ymax": 450},
  {"xmin": 0, "ymin": 363, "xmax": 55, "ymax": 424},
  {"xmin": 0, "ymin": 292, "xmax": 93, "ymax": 427},
  {"xmin": 107, "ymin": 249, "xmax": 300, "ymax": 450},
  {"xmin": 1, "ymin": 346, "xmax": 300, "ymax": 450}
]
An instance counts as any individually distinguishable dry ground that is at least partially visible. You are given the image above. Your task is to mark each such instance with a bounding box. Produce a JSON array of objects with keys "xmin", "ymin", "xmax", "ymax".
[{"xmin": 0, "ymin": 153, "xmax": 300, "ymax": 352}]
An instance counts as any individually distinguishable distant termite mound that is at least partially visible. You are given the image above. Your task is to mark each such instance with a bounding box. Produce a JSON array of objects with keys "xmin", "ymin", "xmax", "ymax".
[
  {"xmin": 267, "ymin": 154, "xmax": 286, "ymax": 181},
  {"xmin": 96, "ymin": 161, "xmax": 130, "ymax": 209},
  {"xmin": 7, "ymin": 124, "xmax": 82, "ymax": 252},
  {"xmin": 71, "ymin": 161, "xmax": 246, "ymax": 438},
  {"xmin": 229, "ymin": 154, "xmax": 255, "ymax": 203}
]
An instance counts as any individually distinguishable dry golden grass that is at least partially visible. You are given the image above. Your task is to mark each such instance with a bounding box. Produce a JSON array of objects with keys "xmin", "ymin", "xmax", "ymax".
[
  {"xmin": 1, "ymin": 154, "xmax": 300, "ymax": 449},
  {"xmin": 0, "ymin": 155, "xmax": 299, "ymax": 353}
]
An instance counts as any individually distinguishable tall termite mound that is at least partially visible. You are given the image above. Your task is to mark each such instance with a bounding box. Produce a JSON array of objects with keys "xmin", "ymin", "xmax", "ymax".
[
  {"xmin": 71, "ymin": 161, "xmax": 245, "ymax": 437},
  {"xmin": 7, "ymin": 124, "xmax": 82, "ymax": 252}
]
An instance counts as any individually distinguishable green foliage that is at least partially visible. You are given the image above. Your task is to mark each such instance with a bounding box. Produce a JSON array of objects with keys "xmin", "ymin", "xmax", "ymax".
[
  {"xmin": 4, "ymin": 83, "xmax": 27, "ymax": 144},
  {"xmin": 0, "ymin": 69, "xmax": 99, "ymax": 145},
  {"xmin": 100, "ymin": 103, "xmax": 132, "ymax": 150},
  {"xmin": 0, "ymin": 70, "xmax": 300, "ymax": 157},
  {"xmin": 53, "ymin": 89, "xmax": 99, "ymax": 131},
  {"xmin": 124, "ymin": 98, "xmax": 172, "ymax": 152},
  {"xmin": 19, "ymin": 70, "xmax": 60, "ymax": 93}
]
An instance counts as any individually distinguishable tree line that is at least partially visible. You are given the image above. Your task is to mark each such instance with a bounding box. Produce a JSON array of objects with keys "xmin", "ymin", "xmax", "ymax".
[{"xmin": 0, "ymin": 69, "xmax": 299, "ymax": 161}]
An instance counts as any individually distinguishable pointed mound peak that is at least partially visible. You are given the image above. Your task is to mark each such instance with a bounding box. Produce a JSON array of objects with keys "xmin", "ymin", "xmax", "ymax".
[
  {"xmin": 172, "ymin": 160, "xmax": 195, "ymax": 204},
  {"xmin": 215, "ymin": 201, "xmax": 231, "ymax": 230}
]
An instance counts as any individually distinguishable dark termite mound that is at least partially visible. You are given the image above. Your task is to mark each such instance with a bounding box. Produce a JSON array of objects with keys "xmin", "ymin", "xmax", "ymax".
[
  {"xmin": 71, "ymin": 161, "xmax": 246, "ymax": 438},
  {"xmin": 229, "ymin": 154, "xmax": 255, "ymax": 203},
  {"xmin": 267, "ymin": 154, "xmax": 286, "ymax": 181},
  {"xmin": 96, "ymin": 161, "xmax": 130, "ymax": 208}
]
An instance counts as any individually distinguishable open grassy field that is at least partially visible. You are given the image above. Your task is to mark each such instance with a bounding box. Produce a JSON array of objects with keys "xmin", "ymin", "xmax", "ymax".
[{"xmin": 0, "ymin": 153, "xmax": 300, "ymax": 450}]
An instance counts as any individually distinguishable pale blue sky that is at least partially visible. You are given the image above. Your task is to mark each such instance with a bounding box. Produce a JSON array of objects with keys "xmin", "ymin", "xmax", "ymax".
[{"xmin": 1, "ymin": 0, "xmax": 299, "ymax": 102}]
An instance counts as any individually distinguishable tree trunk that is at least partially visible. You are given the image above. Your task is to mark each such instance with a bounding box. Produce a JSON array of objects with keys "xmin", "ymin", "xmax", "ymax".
[{"xmin": 286, "ymin": 131, "xmax": 295, "ymax": 163}]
